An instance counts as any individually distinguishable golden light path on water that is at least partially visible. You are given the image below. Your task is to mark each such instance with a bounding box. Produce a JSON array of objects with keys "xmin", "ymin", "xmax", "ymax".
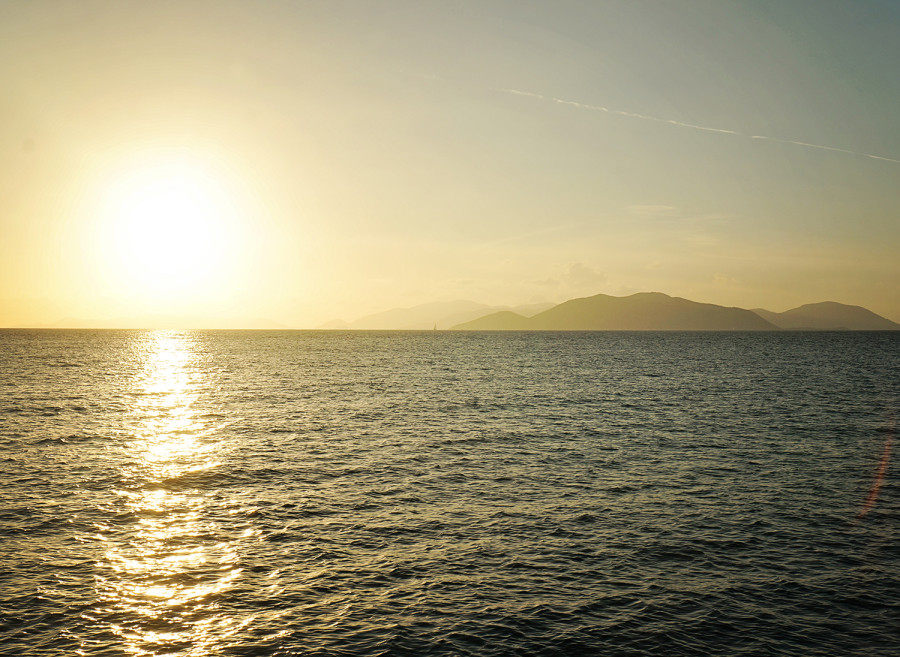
[{"xmin": 87, "ymin": 332, "xmax": 256, "ymax": 656}]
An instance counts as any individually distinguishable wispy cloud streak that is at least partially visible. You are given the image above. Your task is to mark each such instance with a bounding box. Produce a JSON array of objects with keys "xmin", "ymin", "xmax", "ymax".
[
  {"xmin": 501, "ymin": 88, "xmax": 900, "ymax": 165},
  {"xmin": 501, "ymin": 88, "xmax": 545, "ymax": 100}
]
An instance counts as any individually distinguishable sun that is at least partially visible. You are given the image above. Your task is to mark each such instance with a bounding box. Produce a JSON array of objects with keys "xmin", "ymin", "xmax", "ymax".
[{"xmin": 94, "ymin": 152, "xmax": 250, "ymax": 310}]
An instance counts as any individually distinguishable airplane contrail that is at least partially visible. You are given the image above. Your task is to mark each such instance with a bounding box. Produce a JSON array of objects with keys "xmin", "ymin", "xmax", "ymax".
[{"xmin": 501, "ymin": 88, "xmax": 900, "ymax": 165}]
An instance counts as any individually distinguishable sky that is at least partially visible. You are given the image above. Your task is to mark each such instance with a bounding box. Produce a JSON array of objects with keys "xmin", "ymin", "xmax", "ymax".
[{"xmin": 2, "ymin": 0, "xmax": 899, "ymax": 327}]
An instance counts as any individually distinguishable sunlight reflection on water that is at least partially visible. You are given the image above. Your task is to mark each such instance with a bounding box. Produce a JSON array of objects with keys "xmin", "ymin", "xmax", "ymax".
[
  {"xmin": 2, "ymin": 330, "xmax": 897, "ymax": 655},
  {"xmin": 87, "ymin": 332, "xmax": 247, "ymax": 656}
]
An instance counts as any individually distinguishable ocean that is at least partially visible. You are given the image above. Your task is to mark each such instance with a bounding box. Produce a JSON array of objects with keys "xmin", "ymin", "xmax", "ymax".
[{"xmin": 1, "ymin": 329, "xmax": 898, "ymax": 656}]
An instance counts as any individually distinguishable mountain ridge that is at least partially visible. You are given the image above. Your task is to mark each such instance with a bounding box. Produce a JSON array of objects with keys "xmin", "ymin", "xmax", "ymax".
[
  {"xmin": 751, "ymin": 301, "xmax": 900, "ymax": 330},
  {"xmin": 451, "ymin": 293, "xmax": 900, "ymax": 331}
]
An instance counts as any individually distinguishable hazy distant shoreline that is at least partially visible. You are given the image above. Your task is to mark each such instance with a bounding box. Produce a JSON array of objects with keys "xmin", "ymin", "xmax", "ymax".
[
  {"xmin": 9, "ymin": 291, "xmax": 900, "ymax": 331},
  {"xmin": 329, "ymin": 292, "xmax": 899, "ymax": 332}
]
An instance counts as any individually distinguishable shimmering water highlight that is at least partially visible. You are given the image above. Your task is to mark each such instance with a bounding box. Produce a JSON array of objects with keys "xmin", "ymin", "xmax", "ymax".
[{"xmin": 1, "ymin": 330, "xmax": 898, "ymax": 656}]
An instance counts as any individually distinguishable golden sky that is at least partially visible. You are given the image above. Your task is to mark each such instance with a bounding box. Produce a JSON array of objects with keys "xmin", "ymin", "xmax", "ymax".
[{"xmin": 2, "ymin": 1, "xmax": 899, "ymax": 327}]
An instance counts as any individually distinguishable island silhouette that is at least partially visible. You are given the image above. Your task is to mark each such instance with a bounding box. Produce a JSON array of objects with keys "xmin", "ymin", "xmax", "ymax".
[
  {"xmin": 751, "ymin": 301, "xmax": 900, "ymax": 331},
  {"xmin": 447, "ymin": 292, "xmax": 900, "ymax": 331}
]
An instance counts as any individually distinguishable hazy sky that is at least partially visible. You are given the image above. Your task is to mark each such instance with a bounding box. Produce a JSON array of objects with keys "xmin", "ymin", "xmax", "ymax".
[{"xmin": 2, "ymin": 0, "xmax": 899, "ymax": 327}]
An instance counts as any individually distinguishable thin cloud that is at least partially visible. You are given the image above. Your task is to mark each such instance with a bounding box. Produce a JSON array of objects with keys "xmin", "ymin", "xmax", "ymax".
[
  {"xmin": 551, "ymin": 97, "xmax": 609, "ymax": 112},
  {"xmin": 501, "ymin": 88, "xmax": 900, "ymax": 165},
  {"xmin": 662, "ymin": 119, "xmax": 738, "ymax": 135},
  {"xmin": 754, "ymin": 136, "xmax": 900, "ymax": 164},
  {"xmin": 501, "ymin": 88, "xmax": 545, "ymax": 100},
  {"xmin": 533, "ymin": 262, "xmax": 607, "ymax": 290}
]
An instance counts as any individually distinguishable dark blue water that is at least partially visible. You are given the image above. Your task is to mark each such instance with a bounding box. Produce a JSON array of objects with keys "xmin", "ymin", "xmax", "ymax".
[{"xmin": 1, "ymin": 330, "xmax": 898, "ymax": 656}]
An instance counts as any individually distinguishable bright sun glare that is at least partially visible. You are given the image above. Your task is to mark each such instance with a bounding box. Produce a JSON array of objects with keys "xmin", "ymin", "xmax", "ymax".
[{"xmin": 95, "ymin": 153, "xmax": 249, "ymax": 309}]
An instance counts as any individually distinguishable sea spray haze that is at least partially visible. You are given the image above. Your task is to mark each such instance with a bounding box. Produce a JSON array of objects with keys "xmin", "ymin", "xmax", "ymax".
[{"xmin": 1, "ymin": 329, "xmax": 898, "ymax": 656}]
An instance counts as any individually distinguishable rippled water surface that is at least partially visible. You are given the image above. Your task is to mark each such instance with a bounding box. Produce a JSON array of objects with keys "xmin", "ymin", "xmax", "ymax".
[{"xmin": 1, "ymin": 330, "xmax": 898, "ymax": 656}]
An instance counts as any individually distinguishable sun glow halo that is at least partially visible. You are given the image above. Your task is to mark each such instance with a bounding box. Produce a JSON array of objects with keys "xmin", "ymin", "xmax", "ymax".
[{"xmin": 97, "ymin": 155, "xmax": 247, "ymax": 306}]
